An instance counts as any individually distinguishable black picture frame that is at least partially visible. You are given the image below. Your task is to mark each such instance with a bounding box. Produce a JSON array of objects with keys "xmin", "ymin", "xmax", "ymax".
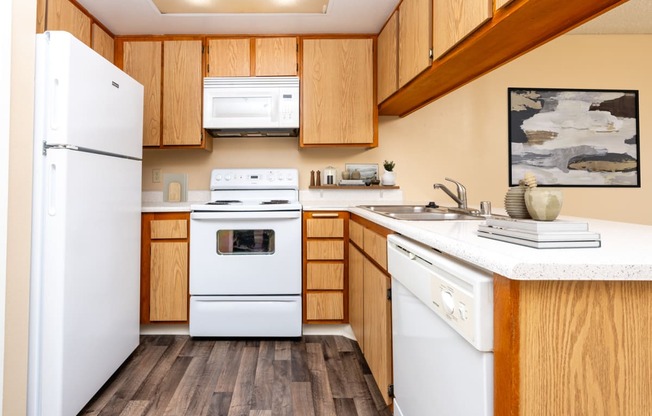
[{"xmin": 508, "ymin": 87, "xmax": 640, "ymax": 187}]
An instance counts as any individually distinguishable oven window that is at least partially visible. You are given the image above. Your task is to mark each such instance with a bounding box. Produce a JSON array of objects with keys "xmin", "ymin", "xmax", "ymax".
[{"xmin": 216, "ymin": 230, "xmax": 275, "ymax": 255}]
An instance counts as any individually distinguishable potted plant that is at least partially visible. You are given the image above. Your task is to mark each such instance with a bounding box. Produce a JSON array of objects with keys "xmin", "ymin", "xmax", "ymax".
[{"xmin": 382, "ymin": 160, "xmax": 396, "ymax": 186}]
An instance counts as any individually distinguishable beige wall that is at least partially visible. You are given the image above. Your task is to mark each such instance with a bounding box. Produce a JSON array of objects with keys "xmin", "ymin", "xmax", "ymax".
[
  {"xmin": 4, "ymin": 0, "xmax": 36, "ymax": 415},
  {"xmin": 144, "ymin": 34, "xmax": 652, "ymax": 225}
]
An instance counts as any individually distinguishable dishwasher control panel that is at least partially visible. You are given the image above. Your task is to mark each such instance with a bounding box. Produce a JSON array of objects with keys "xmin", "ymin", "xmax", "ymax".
[{"xmin": 387, "ymin": 234, "xmax": 494, "ymax": 352}]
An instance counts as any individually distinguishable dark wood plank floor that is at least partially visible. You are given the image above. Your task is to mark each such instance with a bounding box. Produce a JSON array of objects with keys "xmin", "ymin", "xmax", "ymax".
[{"xmin": 80, "ymin": 335, "xmax": 392, "ymax": 416}]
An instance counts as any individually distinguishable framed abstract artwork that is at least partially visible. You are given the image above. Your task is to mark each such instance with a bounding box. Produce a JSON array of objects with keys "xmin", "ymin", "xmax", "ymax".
[{"xmin": 508, "ymin": 88, "xmax": 640, "ymax": 187}]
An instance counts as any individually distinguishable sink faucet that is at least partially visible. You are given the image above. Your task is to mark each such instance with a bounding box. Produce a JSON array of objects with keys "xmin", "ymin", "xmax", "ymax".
[{"xmin": 433, "ymin": 177, "xmax": 468, "ymax": 210}]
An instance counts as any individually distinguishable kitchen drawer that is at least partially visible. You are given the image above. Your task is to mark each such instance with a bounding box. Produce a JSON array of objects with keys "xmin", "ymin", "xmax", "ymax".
[
  {"xmin": 306, "ymin": 292, "xmax": 344, "ymax": 320},
  {"xmin": 307, "ymin": 262, "xmax": 344, "ymax": 289},
  {"xmin": 306, "ymin": 216, "xmax": 344, "ymax": 238},
  {"xmin": 150, "ymin": 219, "xmax": 188, "ymax": 239},
  {"xmin": 306, "ymin": 240, "xmax": 344, "ymax": 260}
]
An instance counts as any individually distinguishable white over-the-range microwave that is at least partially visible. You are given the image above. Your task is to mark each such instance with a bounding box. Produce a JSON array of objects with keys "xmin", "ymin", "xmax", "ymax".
[{"xmin": 203, "ymin": 76, "xmax": 299, "ymax": 137}]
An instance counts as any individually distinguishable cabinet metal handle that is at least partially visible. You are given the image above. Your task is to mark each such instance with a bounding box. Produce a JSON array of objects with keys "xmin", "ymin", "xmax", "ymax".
[{"xmin": 310, "ymin": 213, "xmax": 339, "ymax": 218}]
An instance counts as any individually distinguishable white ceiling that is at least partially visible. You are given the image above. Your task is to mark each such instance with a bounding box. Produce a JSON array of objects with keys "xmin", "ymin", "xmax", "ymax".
[
  {"xmin": 75, "ymin": 0, "xmax": 652, "ymax": 37},
  {"xmin": 75, "ymin": 0, "xmax": 401, "ymax": 35},
  {"xmin": 571, "ymin": 0, "xmax": 652, "ymax": 34}
]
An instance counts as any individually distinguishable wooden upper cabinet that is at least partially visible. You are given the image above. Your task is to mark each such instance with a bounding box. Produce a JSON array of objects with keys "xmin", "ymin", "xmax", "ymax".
[
  {"xmin": 91, "ymin": 23, "xmax": 114, "ymax": 63},
  {"xmin": 398, "ymin": 0, "xmax": 432, "ymax": 88},
  {"xmin": 301, "ymin": 38, "xmax": 376, "ymax": 146},
  {"xmin": 206, "ymin": 38, "xmax": 251, "ymax": 77},
  {"xmin": 163, "ymin": 40, "xmax": 203, "ymax": 146},
  {"xmin": 206, "ymin": 37, "xmax": 298, "ymax": 77},
  {"xmin": 433, "ymin": 0, "xmax": 492, "ymax": 60},
  {"xmin": 122, "ymin": 41, "xmax": 162, "ymax": 147},
  {"xmin": 45, "ymin": 0, "xmax": 91, "ymax": 46},
  {"xmin": 255, "ymin": 37, "xmax": 298, "ymax": 76},
  {"xmin": 377, "ymin": 11, "xmax": 399, "ymax": 104}
]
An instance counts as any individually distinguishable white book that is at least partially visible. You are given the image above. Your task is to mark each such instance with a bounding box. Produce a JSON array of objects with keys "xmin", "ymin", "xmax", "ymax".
[
  {"xmin": 478, "ymin": 225, "xmax": 601, "ymax": 242},
  {"xmin": 478, "ymin": 231, "xmax": 601, "ymax": 249},
  {"xmin": 486, "ymin": 216, "xmax": 589, "ymax": 232}
]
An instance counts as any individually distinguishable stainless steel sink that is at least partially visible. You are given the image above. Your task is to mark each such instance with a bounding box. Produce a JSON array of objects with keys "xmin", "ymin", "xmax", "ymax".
[{"xmin": 359, "ymin": 205, "xmax": 483, "ymax": 221}]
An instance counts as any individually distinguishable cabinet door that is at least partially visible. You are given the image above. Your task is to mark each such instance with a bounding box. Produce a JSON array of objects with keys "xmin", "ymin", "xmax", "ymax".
[
  {"xmin": 377, "ymin": 11, "xmax": 399, "ymax": 104},
  {"xmin": 163, "ymin": 40, "xmax": 203, "ymax": 145},
  {"xmin": 301, "ymin": 38, "xmax": 375, "ymax": 146},
  {"xmin": 46, "ymin": 0, "xmax": 91, "ymax": 46},
  {"xmin": 91, "ymin": 23, "xmax": 114, "ymax": 63},
  {"xmin": 150, "ymin": 241, "xmax": 188, "ymax": 321},
  {"xmin": 349, "ymin": 243, "xmax": 364, "ymax": 349},
  {"xmin": 306, "ymin": 293, "xmax": 344, "ymax": 320},
  {"xmin": 398, "ymin": 0, "xmax": 432, "ymax": 88},
  {"xmin": 207, "ymin": 38, "xmax": 251, "ymax": 77},
  {"xmin": 363, "ymin": 257, "xmax": 392, "ymax": 405},
  {"xmin": 433, "ymin": 0, "xmax": 492, "ymax": 59},
  {"xmin": 363, "ymin": 227, "xmax": 388, "ymax": 271},
  {"xmin": 255, "ymin": 37, "xmax": 298, "ymax": 76},
  {"xmin": 123, "ymin": 41, "xmax": 162, "ymax": 147}
]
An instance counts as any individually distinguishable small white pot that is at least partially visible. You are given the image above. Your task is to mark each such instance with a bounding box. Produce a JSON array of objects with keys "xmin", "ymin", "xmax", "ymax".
[{"xmin": 381, "ymin": 170, "xmax": 396, "ymax": 186}]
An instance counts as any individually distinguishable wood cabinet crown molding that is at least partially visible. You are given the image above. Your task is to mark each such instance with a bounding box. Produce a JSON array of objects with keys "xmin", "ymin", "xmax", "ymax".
[{"xmin": 379, "ymin": 0, "xmax": 629, "ymax": 116}]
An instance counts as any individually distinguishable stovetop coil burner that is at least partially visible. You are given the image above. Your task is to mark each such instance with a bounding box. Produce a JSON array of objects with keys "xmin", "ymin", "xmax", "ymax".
[
  {"xmin": 207, "ymin": 200, "xmax": 243, "ymax": 205},
  {"xmin": 261, "ymin": 200, "xmax": 290, "ymax": 205}
]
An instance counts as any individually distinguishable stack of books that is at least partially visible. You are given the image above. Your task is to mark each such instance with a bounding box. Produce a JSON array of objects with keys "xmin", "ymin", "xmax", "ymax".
[{"xmin": 478, "ymin": 217, "xmax": 601, "ymax": 249}]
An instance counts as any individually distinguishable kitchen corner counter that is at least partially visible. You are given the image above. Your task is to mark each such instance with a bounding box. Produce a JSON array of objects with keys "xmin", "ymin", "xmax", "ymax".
[
  {"xmin": 141, "ymin": 190, "xmax": 209, "ymax": 213},
  {"xmin": 349, "ymin": 207, "xmax": 652, "ymax": 281}
]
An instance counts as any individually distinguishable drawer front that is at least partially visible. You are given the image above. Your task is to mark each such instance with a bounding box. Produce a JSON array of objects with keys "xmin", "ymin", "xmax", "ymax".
[
  {"xmin": 307, "ymin": 262, "xmax": 344, "ymax": 289},
  {"xmin": 306, "ymin": 217, "xmax": 344, "ymax": 238},
  {"xmin": 363, "ymin": 228, "xmax": 387, "ymax": 270},
  {"xmin": 151, "ymin": 219, "xmax": 188, "ymax": 239},
  {"xmin": 306, "ymin": 240, "xmax": 344, "ymax": 260},
  {"xmin": 306, "ymin": 292, "xmax": 344, "ymax": 320},
  {"xmin": 349, "ymin": 220, "xmax": 364, "ymax": 247}
]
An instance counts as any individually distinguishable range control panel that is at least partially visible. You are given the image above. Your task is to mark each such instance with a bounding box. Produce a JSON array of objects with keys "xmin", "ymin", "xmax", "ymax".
[{"xmin": 210, "ymin": 168, "xmax": 298, "ymax": 190}]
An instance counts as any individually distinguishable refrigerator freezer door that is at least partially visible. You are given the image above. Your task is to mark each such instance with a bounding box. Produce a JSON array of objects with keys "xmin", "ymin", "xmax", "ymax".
[
  {"xmin": 29, "ymin": 148, "xmax": 141, "ymax": 416},
  {"xmin": 37, "ymin": 31, "xmax": 143, "ymax": 159}
]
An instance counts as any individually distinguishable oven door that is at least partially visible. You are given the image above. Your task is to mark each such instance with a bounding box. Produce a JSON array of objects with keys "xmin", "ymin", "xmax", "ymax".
[{"xmin": 190, "ymin": 210, "xmax": 301, "ymax": 295}]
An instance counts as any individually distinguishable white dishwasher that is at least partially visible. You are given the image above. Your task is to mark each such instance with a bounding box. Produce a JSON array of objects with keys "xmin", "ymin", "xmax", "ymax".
[{"xmin": 388, "ymin": 234, "xmax": 494, "ymax": 416}]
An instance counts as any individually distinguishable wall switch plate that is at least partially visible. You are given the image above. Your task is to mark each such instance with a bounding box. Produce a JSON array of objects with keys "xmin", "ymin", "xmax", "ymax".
[{"xmin": 152, "ymin": 169, "xmax": 161, "ymax": 183}]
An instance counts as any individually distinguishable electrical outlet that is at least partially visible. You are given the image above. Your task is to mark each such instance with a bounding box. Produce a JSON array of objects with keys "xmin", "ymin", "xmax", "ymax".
[{"xmin": 152, "ymin": 169, "xmax": 161, "ymax": 183}]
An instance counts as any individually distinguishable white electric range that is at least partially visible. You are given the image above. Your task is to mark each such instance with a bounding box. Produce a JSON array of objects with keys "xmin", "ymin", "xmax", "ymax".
[{"xmin": 189, "ymin": 168, "xmax": 302, "ymax": 337}]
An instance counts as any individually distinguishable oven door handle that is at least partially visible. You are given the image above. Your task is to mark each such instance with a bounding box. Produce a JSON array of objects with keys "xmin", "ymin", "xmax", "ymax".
[{"xmin": 191, "ymin": 211, "xmax": 301, "ymax": 220}]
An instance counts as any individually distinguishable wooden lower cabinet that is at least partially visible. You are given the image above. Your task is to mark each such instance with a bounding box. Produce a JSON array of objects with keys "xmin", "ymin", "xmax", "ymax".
[
  {"xmin": 303, "ymin": 211, "xmax": 349, "ymax": 323},
  {"xmin": 495, "ymin": 275, "xmax": 652, "ymax": 415},
  {"xmin": 348, "ymin": 215, "xmax": 393, "ymax": 405},
  {"xmin": 141, "ymin": 212, "xmax": 189, "ymax": 323}
]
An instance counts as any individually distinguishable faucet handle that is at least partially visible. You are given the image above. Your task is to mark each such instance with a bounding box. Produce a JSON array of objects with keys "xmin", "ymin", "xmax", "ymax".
[{"xmin": 444, "ymin": 177, "xmax": 467, "ymax": 209}]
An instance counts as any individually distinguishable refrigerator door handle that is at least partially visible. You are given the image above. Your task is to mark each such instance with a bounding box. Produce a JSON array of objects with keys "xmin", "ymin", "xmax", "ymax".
[
  {"xmin": 50, "ymin": 78, "xmax": 60, "ymax": 131},
  {"xmin": 47, "ymin": 162, "xmax": 56, "ymax": 216}
]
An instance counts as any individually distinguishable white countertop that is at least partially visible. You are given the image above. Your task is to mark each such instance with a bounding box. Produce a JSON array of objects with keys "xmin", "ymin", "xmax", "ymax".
[
  {"xmin": 142, "ymin": 190, "xmax": 652, "ymax": 281},
  {"xmin": 349, "ymin": 207, "xmax": 652, "ymax": 281}
]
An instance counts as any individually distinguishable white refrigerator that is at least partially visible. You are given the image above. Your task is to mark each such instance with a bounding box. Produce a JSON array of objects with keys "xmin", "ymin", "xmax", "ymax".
[{"xmin": 28, "ymin": 31, "xmax": 144, "ymax": 416}]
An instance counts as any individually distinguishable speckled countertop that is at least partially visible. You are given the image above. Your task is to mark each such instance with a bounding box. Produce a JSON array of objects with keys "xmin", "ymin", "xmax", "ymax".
[{"xmin": 143, "ymin": 189, "xmax": 652, "ymax": 281}]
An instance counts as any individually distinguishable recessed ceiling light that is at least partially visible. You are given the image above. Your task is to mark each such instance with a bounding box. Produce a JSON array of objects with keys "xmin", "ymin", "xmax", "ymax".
[{"xmin": 151, "ymin": 0, "xmax": 331, "ymax": 14}]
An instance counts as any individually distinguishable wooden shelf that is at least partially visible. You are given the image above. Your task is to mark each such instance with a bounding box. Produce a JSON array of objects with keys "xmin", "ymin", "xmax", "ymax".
[{"xmin": 309, "ymin": 185, "xmax": 400, "ymax": 190}]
